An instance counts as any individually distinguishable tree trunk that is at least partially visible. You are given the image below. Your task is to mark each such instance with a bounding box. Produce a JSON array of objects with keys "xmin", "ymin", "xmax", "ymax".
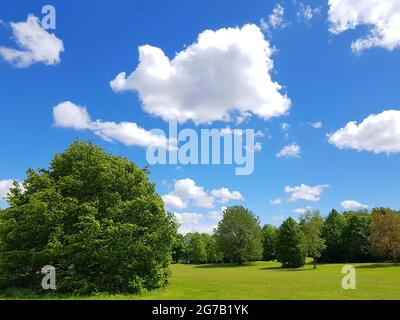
[{"xmin": 313, "ymin": 257, "xmax": 317, "ymax": 269}]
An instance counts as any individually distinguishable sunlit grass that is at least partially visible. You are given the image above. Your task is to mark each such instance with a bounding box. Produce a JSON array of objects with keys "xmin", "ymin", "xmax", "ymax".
[{"xmin": 2, "ymin": 261, "xmax": 400, "ymax": 300}]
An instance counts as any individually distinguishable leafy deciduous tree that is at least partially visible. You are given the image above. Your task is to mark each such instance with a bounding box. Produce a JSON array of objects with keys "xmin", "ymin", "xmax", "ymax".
[
  {"xmin": 215, "ymin": 206, "xmax": 262, "ymax": 263},
  {"xmin": 299, "ymin": 211, "xmax": 326, "ymax": 269},
  {"xmin": 342, "ymin": 211, "xmax": 371, "ymax": 262},
  {"xmin": 370, "ymin": 208, "xmax": 400, "ymax": 264},
  {"xmin": 0, "ymin": 141, "xmax": 177, "ymax": 294},
  {"xmin": 321, "ymin": 209, "xmax": 347, "ymax": 263},
  {"xmin": 261, "ymin": 224, "xmax": 277, "ymax": 261},
  {"xmin": 276, "ymin": 218, "xmax": 307, "ymax": 268}
]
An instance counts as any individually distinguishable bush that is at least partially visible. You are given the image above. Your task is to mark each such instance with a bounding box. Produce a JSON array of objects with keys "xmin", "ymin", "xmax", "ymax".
[{"xmin": 0, "ymin": 141, "xmax": 177, "ymax": 294}]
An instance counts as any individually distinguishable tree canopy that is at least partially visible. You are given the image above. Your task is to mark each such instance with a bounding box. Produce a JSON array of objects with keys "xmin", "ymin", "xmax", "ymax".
[
  {"xmin": 299, "ymin": 211, "xmax": 326, "ymax": 268},
  {"xmin": 215, "ymin": 206, "xmax": 262, "ymax": 263},
  {"xmin": 0, "ymin": 141, "xmax": 177, "ymax": 294},
  {"xmin": 261, "ymin": 224, "xmax": 277, "ymax": 261},
  {"xmin": 276, "ymin": 218, "xmax": 307, "ymax": 268},
  {"xmin": 370, "ymin": 208, "xmax": 400, "ymax": 264}
]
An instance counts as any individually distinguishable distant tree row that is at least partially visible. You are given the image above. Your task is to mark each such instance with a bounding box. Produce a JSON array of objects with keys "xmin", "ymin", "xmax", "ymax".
[
  {"xmin": 174, "ymin": 206, "xmax": 400, "ymax": 268},
  {"xmin": 172, "ymin": 233, "xmax": 223, "ymax": 264}
]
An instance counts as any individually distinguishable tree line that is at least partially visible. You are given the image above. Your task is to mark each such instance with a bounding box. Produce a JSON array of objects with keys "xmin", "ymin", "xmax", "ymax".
[
  {"xmin": 173, "ymin": 206, "xmax": 400, "ymax": 268},
  {"xmin": 0, "ymin": 141, "xmax": 399, "ymax": 295}
]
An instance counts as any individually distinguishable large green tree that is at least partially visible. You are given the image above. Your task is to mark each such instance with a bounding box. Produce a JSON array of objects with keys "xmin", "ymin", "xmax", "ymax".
[
  {"xmin": 299, "ymin": 211, "xmax": 326, "ymax": 269},
  {"xmin": 215, "ymin": 206, "xmax": 263, "ymax": 263},
  {"xmin": 276, "ymin": 218, "xmax": 307, "ymax": 268},
  {"xmin": 186, "ymin": 233, "xmax": 208, "ymax": 264},
  {"xmin": 0, "ymin": 141, "xmax": 177, "ymax": 294},
  {"xmin": 203, "ymin": 234, "xmax": 222, "ymax": 264},
  {"xmin": 261, "ymin": 224, "xmax": 277, "ymax": 261},
  {"xmin": 370, "ymin": 208, "xmax": 400, "ymax": 264},
  {"xmin": 342, "ymin": 211, "xmax": 371, "ymax": 262},
  {"xmin": 321, "ymin": 209, "xmax": 347, "ymax": 262}
]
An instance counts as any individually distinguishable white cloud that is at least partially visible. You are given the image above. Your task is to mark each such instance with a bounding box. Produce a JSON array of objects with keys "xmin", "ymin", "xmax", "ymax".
[
  {"xmin": 53, "ymin": 101, "xmax": 91, "ymax": 130},
  {"xmin": 53, "ymin": 101, "xmax": 171, "ymax": 149},
  {"xmin": 174, "ymin": 212, "xmax": 204, "ymax": 225},
  {"xmin": 162, "ymin": 178, "xmax": 215, "ymax": 209},
  {"xmin": 328, "ymin": 110, "xmax": 400, "ymax": 154},
  {"xmin": 208, "ymin": 207, "xmax": 226, "ymax": 221},
  {"xmin": 163, "ymin": 179, "xmax": 243, "ymax": 210},
  {"xmin": 162, "ymin": 194, "xmax": 187, "ymax": 210},
  {"xmin": 269, "ymin": 4, "xmax": 286, "ymax": 29},
  {"xmin": 270, "ymin": 198, "xmax": 282, "ymax": 205},
  {"xmin": 328, "ymin": 0, "xmax": 400, "ymax": 53},
  {"xmin": 285, "ymin": 184, "xmax": 329, "ymax": 202},
  {"xmin": 0, "ymin": 180, "xmax": 15, "ymax": 200},
  {"xmin": 281, "ymin": 122, "xmax": 290, "ymax": 132},
  {"xmin": 298, "ymin": 4, "xmax": 321, "ymax": 22},
  {"xmin": 0, "ymin": 179, "xmax": 24, "ymax": 204},
  {"xmin": 245, "ymin": 141, "xmax": 262, "ymax": 152},
  {"xmin": 174, "ymin": 212, "xmax": 216, "ymax": 234},
  {"xmin": 211, "ymin": 188, "xmax": 243, "ymax": 204},
  {"xmin": 260, "ymin": 18, "xmax": 270, "ymax": 33},
  {"xmin": 341, "ymin": 200, "xmax": 368, "ymax": 210},
  {"xmin": 277, "ymin": 144, "xmax": 301, "ymax": 158},
  {"xmin": 311, "ymin": 121, "xmax": 323, "ymax": 129},
  {"xmin": 110, "ymin": 24, "xmax": 291, "ymax": 124},
  {"xmin": 0, "ymin": 15, "xmax": 64, "ymax": 68},
  {"xmin": 281, "ymin": 122, "xmax": 290, "ymax": 139},
  {"xmin": 255, "ymin": 142, "xmax": 262, "ymax": 152}
]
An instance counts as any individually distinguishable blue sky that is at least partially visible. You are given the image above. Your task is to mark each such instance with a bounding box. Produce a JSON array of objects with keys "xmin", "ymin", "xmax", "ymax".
[{"xmin": 1, "ymin": 0, "xmax": 400, "ymax": 233}]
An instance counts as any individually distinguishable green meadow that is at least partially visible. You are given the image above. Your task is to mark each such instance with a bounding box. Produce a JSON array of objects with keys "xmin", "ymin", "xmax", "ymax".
[{"xmin": 2, "ymin": 261, "xmax": 400, "ymax": 300}]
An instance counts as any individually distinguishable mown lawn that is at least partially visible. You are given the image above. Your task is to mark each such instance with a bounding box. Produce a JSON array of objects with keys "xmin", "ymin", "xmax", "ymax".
[{"xmin": 2, "ymin": 261, "xmax": 400, "ymax": 300}]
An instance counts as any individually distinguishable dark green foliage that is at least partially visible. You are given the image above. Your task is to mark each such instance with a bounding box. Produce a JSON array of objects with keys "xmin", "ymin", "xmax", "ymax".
[
  {"xmin": 172, "ymin": 234, "xmax": 185, "ymax": 263},
  {"xmin": 261, "ymin": 224, "xmax": 277, "ymax": 261},
  {"xmin": 215, "ymin": 206, "xmax": 263, "ymax": 263},
  {"xmin": 276, "ymin": 218, "xmax": 307, "ymax": 268},
  {"xmin": 0, "ymin": 141, "xmax": 177, "ymax": 294},
  {"xmin": 342, "ymin": 211, "xmax": 372, "ymax": 262},
  {"xmin": 186, "ymin": 233, "xmax": 208, "ymax": 264},
  {"xmin": 320, "ymin": 209, "xmax": 347, "ymax": 262},
  {"xmin": 176, "ymin": 233, "xmax": 222, "ymax": 264}
]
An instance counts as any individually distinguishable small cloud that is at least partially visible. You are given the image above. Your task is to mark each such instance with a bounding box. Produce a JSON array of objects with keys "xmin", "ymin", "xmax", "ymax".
[
  {"xmin": 341, "ymin": 200, "xmax": 368, "ymax": 210},
  {"xmin": 208, "ymin": 207, "xmax": 226, "ymax": 222},
  {"xmin": 311, "ymin": 121, "xmax": 323, "ymax": 129},
  {"xmin": 270, "ymin": 198, "xmax": 282, "ymax": 205},
  {"xmin": 293, "ymin": 206, "xmax": 312, "ymax": 215},
  {"xmin": 269, "ymin": 4, "xmax": 287, "ymax": 29},
  {"xmin": 297, "ymin": 4, "xmax": 321, "ymax": 22},
  {"xmin": 211, "ymin": 188, "xmax": 244, "ymax": 204},
  {"xmin": 277, "ymin": 144, "xmax": 301, "ymax": 158},
  {"xmin": 285, "ymin": 184, "xmax": 329, "ymax": 202}
]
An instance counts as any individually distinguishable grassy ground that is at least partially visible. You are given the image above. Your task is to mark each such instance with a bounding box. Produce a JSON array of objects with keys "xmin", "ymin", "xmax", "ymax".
[{"xmin": 2, "ymin": 261, "xmax": 400, "ymax": 300}]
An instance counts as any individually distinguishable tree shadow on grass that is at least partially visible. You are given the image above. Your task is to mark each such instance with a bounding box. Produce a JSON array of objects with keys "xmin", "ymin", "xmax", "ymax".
[
  {"xmin": 355, "ymin": 263, "xmax": 399, "ymax": 269},
  {"xmin": 194, "ymin": 262, "xmax": 257, "ymax": 269},
  {"xmin": 260, "ymin": 266, "xmax": 313, "ymax": 272}
]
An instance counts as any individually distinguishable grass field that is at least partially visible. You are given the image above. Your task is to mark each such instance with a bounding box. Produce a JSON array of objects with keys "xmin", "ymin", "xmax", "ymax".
[{"xmin": 2, "ymin": 261, "xmax": 400, "ymax": 300}]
